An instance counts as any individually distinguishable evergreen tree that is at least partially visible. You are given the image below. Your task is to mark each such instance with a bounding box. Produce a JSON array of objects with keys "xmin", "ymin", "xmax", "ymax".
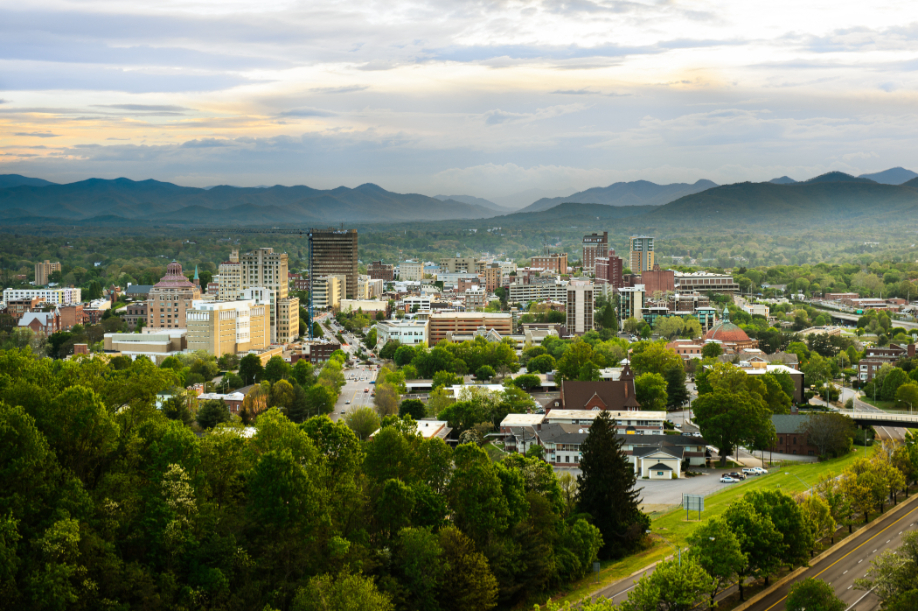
[
  {"xmin": 664, "ymin": 365, "xmax": 690, "ymax": 408},
  {"xmin": 577, "ymin": 411, "xmax": 649, "ymax": 559}
]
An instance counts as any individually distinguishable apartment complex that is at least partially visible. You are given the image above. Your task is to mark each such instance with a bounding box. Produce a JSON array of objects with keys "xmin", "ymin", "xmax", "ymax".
[
  {"xmin": 508, "ymin": 280, "xmax": 569, "ymax": 304},
  {"xmin": 34, "ymin": 260, "xmax": 61, "ymax": 286},
  {"xmin": 367, "ymin": 260, "xmax": 394, "ymax": 282},
  {"xmin": 481, "ymin": 263, "xmax": 502, "ymax": 292},
  {"xmin": 582, "ymin": 232, "xmax": 608, "ymax": 273},
  {"xmin": 858, "ymin": 343, "xmax": 915, "ymax": 382},
  {"xmin": 311, "ymin": 228, "xmax": 359, "ymax": 298},
  {"xmin": 313, "ymin": 275, "xmax": 345, "ymax": 310},
  {"xmin": 399, "ymin": 260, "xmax": 424, "ymax": 281},
  {"xmin": 594, "ymin": 250, "xmax": 624, "ymax": 290},
  {"xmin": 146, "ymin": 261, "xmax": 202, "ymax": 330},
  {"xmin": 531, "ymin": 253, "xmax": 568, "ymax": 274},
  {"xmin": 629, "ymin": 236, "xmax": 655, "ymax": 273},
  {"xmin": 464, "ymin": 286, "xmax": 487, "ymax": 311},
  {"xmin": 427, "ymin": 312, "xmax": 513, "ymax": 345},
  {"xmin": 566, "ymin": 281, "xmax": 594, "ymax": 335},
  {"xmin": 617, "ymin": 285, "xmax": 645, "ymax": 322},
  {"xmin": 3, "ymin": 287, "xmax": 81, "ymax": 305},
  {"xmin": 673, "ymin": 271, "xmax": 740, "ymax": 293},
  {"xmin": 240, "ymin": 247, "xmax": 299, "ymax": 343},
  {"xmin": 440, "ymin": 256, "xmax": 480, "ymax": 273},
  {"xmin": 186, "ymin": 299, "xmax": 270, "ymax": 356}
]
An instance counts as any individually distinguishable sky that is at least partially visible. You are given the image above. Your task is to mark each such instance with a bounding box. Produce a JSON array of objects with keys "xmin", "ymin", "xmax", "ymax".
[{"xmin": 1, "ymin": 0, "xmax": 918, "ymax": 205}]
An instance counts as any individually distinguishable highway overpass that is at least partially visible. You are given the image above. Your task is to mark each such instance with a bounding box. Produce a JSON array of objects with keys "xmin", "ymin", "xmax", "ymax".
[
  {"xmin": 825, "ymin": 310, "xmax": 918, "ymax": 330},
  {"xmin": 848, "ymin": 409, "xmax": 918, "ymax": 429}
]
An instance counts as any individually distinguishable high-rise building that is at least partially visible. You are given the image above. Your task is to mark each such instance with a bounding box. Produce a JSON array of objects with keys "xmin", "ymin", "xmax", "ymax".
[
  {"xmin": 399, "ymin": 260, "xmax": 424, "ymax": 281},
  {"xmin": 481, "ymin": 263, "xmax": 502, "ymax": 292},
  {"xmin": 34, "ymin": 260, "xmax": 61, "ymax": 286},
  {"xmin": 617, "ymin": 285, "xmax": 645, "ymax": 324},
  {"xmin": 186, "ymin": 298, "xmax": 270, "ymax": 356},
  {"xmin": 629, "ymin": 236, "xmax": 655, "ymax": 273},
  {"xmin": 566, "ymin": 281, "xmax": 594, "ymax": 335},
  {"xmin": 440, "ymin": 256, "xmax": 479, "ymax": 273},
  {"xmin": 595, "ymin": 249, "xmax": 624, "ymax": 291},
  {"xmin": 311, "ymin": 229, "xmax": 359, "ymax": 299},
  {"xmin": 531, "ymin": 253, "xmax": 568, "ymax": 274},
  {"xmin": 146, "ymin": 261, "xmax": 202, "ymax": 330},
  {"xmin": 313, "ymin": 275, "xmax": 345, "ymax": 310},
  {"xmin": 217, "ymin": 249, "xmax": 242, "ymax": 301},
  {"xmin": 367, "ymin": 260, "xmax": 394, "ymax": 282},
  {"xmin": 428, "ymin": 312, "xmax": 513, "ymax": 346},
  {"xmin": 582, "ymin": 232, "xmax": 608, "ymax": 273},
  {"xmin": 240, "ymin": 247, "xmax": 299, "ymax": 344}
]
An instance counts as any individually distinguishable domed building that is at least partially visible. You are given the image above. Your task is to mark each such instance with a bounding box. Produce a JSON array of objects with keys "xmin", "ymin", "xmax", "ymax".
[
  {"xmin": 146, "ymin": 261, "xmax": 201, "ymax": 330},
  {"xmin": 703, "ymin": 307, "xmax": 757, "ymax": 354}
]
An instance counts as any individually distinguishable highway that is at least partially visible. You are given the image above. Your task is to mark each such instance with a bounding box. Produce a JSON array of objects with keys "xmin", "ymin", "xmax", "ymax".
[
  {"xmin": 315, "ymin": 314, "xmax": 380, "ymax": 423},
  {"xmin": 745, "ymin": 496, "xmax": 918, "ymax": 611}
]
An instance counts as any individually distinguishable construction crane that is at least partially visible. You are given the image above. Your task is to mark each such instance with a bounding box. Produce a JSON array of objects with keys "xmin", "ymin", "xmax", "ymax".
[{"xmin": 190, "ymin": 227, "xmax": 318, "ymax": 339}]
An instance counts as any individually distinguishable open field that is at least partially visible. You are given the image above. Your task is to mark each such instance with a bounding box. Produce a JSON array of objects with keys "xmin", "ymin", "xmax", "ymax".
[{"xmin": 540, "ymin": 448, "xmax": 871, "ymax": 607}]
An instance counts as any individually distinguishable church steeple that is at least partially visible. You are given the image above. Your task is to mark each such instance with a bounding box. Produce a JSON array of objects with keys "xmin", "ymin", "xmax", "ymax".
[{"xmin": 193, "ymin": 264, "xmax": 200, "ymax": 287}]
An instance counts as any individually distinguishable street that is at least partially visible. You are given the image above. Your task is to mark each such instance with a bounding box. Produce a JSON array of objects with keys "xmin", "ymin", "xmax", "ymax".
[{"xmin": 313, "ymin": 314, "xmax": 380, "ymax": 423}]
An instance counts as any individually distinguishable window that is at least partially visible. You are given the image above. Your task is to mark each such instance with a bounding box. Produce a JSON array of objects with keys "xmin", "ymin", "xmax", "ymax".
[{"xmin": 657, "ymin": 471, "xmax": 664, "ymax": 476}]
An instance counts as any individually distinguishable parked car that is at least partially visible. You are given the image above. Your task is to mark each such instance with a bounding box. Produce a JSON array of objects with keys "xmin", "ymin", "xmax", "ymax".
[
  {"xmin": 346, "ymin": 400, "xmax": 351, "ymax": 404},
  {"xmin": 720, "ymin": 476, "xmax": 738, "ymax": 483},
  {"xmin": 742, "ymin": 468, "xmax": 759, "ymax": 476},
  {"xmin": 728, "ymin": 472, "xmax": 746, "ymax": 480},
  {"xmin": 753, "ymin": 467, "xmax": 768, "ymax": 474},
  {"xmin": 364, "ymin": 388, "xmax": 369, "ymax": 393}
]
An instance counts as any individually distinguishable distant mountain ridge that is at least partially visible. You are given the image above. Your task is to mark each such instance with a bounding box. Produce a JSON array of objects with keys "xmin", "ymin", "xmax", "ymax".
[
  {"xmin": 433, "ymin": 194, "xmax": 511, "ymax": 213},
  {"xmin": 520, "ymin": 179, "xmax": 718, "ymax": 212},
  {"xmin": 0, "ymin": 174, "xmax": 57, "ymax": 189},
  {"xmin": 858, "ymin": 167, "xmax": 918, "ymax": 185},
  {"xmin": 0, "ymin": 177, "xmax": 498, "ymax": 225}
]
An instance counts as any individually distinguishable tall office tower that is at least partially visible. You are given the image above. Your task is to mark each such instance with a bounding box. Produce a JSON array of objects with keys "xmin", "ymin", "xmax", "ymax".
[
  {"xmin": 629, "ymin": 236, "xmax": 655, "ymax": 273},
  {"xmin": 34, "ymin": 260, "xmax": 61, "ymax": 286},
  {"xmin": 311, "ymin": 229, "xmax": 359, "ymax": 299},
  {"xmin": 582, "ymin": 232, "xmax": 609, "ymax": 273},
  {"xmin": 218, "ymin": 249, "xmax": 242, "ymax": 301},
  {"xmin": 241, "ymin": 247, "xmax": 299, "ymax": 344},
  {"xmin": 566, "ymin": 281, "xmax": 595, "ymax": 336}
]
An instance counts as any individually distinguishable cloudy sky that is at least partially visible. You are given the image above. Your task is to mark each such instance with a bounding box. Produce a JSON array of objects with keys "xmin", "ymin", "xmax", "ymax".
[{"xmin": 1, "ymin": 0, "xmax": 917, "ymax": 204}]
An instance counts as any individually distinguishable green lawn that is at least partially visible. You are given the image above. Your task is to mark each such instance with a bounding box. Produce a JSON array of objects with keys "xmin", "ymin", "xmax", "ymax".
[
  {"xmin": 544, "ymin": 448, "xmax": 870, "ymax": 606},
  {"xmin": 859, "ymin": 397, "xmax": 903, "ymax": 412}
]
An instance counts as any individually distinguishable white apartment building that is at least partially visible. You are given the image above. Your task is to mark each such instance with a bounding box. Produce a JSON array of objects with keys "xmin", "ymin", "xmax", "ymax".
[
  {"xmin": 399, "ymin": 260, "xmax": 424, "ymax": 282},
  {"xmin": 566, "ymin": 281, "xmax": 594, "ymax": 335},
  {"xmin": 401, "ymin": 295, "xmax": 433, "ymax": 312},
  {"xmin": 313, "ymin": 275, "xmax": 345, "ymax": 310},
  {"xmin": 376, "ymin": 318, "xmax": 430, "ymax": 349},
  {"xmin": 436, "ymin": 272, "xmax": 481, "ymax": 289},
  {"xmin": 508, "ymin": 280, "xmax": 569, "ymax": 304},
  {"xmin": 743, "ymin": 303, "xmax": 770, "ymax": 318},
  {"xmin": 3, "ymin": 287, "xmax": 81, "ymax": 305}
]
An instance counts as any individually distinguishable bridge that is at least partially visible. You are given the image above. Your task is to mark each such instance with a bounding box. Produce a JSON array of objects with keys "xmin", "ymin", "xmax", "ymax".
[
  {"xmin": 824, "ymin": 310, "xmax": 918, "ymax": 330},
  {"xmin": 847, "ymin": 409, "xmax": 918, "ymax": 429}
]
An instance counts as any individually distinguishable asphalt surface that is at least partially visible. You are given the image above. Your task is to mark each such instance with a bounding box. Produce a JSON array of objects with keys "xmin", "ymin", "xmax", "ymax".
[
  {"xmin": 314, "ymin": 314, "xmax": 380, "ymax": 423},
  {"xmin": 745, "ymin": 495, "xmax": 918, "ymax": 611}
]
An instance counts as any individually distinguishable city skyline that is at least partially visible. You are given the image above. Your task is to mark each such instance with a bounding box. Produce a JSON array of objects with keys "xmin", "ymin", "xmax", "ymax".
[{"xmin": 2, "ymin": 1, "xmax": 918, "ymax": 199}]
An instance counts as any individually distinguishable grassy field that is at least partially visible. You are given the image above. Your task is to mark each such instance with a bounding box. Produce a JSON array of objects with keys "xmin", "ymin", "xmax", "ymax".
[
  {"xmin": 542, "ymin": 448, "xmax": 870, "ymax": 606},
  {"xmin": 859, "ymin": 397, "xmax": 905, "ymax": 412}
]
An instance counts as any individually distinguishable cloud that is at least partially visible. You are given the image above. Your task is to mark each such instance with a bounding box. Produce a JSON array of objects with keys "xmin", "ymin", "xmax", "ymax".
[
  {"xmin": 14, "ymin": 132, "xmax": 59, "ymax": 137},
  {"xmin": 278, "ymin": 107, "xmax": 337, "ymax": 117},
  {"xmin": 551, "ymin": 89, "xmax": 601, "ymax": 95},
  {"xmin": 309, "ymin": 86, "xmax": 369, "ymax": 94},
  {"xmin": 841, "ymin": 151, "xmax": 878, "ymax": 161},
  {"xmin": 106, "ymin": 137, "xmax": 130, "ymax": 141},
  {"xmin": 93, "ymin": 104, "xmax": 192, "ymax": 112},
  {"xmin": 181, "ymin": 138, "xmax": 234, "ymax": 148}
]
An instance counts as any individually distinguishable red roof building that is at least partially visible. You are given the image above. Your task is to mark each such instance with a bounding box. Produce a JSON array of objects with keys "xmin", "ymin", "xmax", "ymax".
[{"xmin": 554, "ymin": 364, "xmax": 641, "ymax": 411}]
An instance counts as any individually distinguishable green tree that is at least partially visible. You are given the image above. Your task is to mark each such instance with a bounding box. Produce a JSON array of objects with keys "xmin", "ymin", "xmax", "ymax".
[
  {"xmin": 722, "ymin": 498, "xmax": 783, "ymax": 600},
  {"xmin": 270, "ymin": 379, "xmax": 296, "ymax": 410},
  {"xmin": 634, "ymin": 372, "xmax": 668, "ymax": 411},
  {"xmin": 786, "ymin": 578, "xmax": 846, "ymax": 611},
  {"xmin": 399, "ymin": 399, "xmax": 427, "ymax": 420},
  {"xmin": 663, "ymin": 366, "xmax": 690, "ymax": 408},
  {"xmin": 291, "ymin": 572, "xmax": 394, "ymax": 611},
  {"xmin": 345, "ymin": 406, "xmax": 380, "ymax": 441},
  {"xmin": 527, "ymin": 354, "xmax": 556, "ymax": 374},
  {"xmin": 197, "ymin": 399, "xmax": 230, "ymax": 429},
  {"xmin": 432, "ymin": 370, "xmax": 461, "ymax": 390},
  {"xmin": 239, "ymin": 353, "xmax": 264, "ymax": 385},
  {"xmin": 687, "ymin": 518, "xmax": 746, "ymax": 607},
  {"xmin": 577, "ymin": 411, "xmax": 648, "ymax": 559},
  {"xmin": 510, "ymin": 374, "xmax": 542, "ymax": 391},
  {"xmin": 896, "ymin": 382, "xmax": 918, "ymax": 412},
  {"xmin": 475, "ymin": 365, "xmax": 495, "ymax": 381},
  {"xmin": 701, "ymin": 342, "xmax": 722, "ymax": 359},
  {"xmin": 618, "ymin": 556, "xmax": 714, "ymax": 611},
  {"xmin": 745, "ymin": 490, "xmax": 814, "ymax": 569},
  {"xmin": 654, "ymin": 316, "xmax": 685, "ymax": 340},
  {"xmin": 292, "ymin": 359, "xmax": 316, "ymax": 387},
  {"xmin": 883, "ymin": 367, "xmax": 910, "ymax": 402},
  {"xmin": 761, "ymin": 372, "xmax": 792, "ymax": 412},
  {"xmin": 630, "ymin": 342, "xmax": 683, "ymax": 377},
  {"xmin": 437, "ymin": 526, "xmax": 498, "ymax": 611},
  {"xmin": 555, "ymin": 341, "xmax": 596, "ymax": 382}
]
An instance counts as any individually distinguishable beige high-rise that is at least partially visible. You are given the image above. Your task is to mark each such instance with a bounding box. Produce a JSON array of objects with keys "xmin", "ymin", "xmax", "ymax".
[
  {"xmin": 218, "ymin": 249, "xmax": 242, "ymax": 301},
  {"xmin": 629, "ymin": 236, "xmax": 655, "ymax": 273},
  {"xmin": 240, "ymin": 247, "xmax": 299, "ymax": 344},
  {"xmin": 34, "ymin": 260, "xmax": 61, "ymax": 286}
]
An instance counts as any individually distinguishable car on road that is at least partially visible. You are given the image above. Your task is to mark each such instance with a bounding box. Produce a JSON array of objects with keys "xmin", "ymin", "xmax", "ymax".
[
  {"xmin": 346, "ymin": 400, "xmax": 351, "ymax": 404},
  {"xmin": 364, "ymin": 388, "xmax": 369, "ymax": 393},
  {"xmin": 720, "ymin": 476, "xmax": 738, "ymax": 483},
  {"xmin": 728, "ymin": 472, "xmax": 746, "ymax": 480},
  {"xmin": 753, "ymin": 467, "xmax": 768, "ymax": 474},
  {"xmin": 742, "ymin": 468, "xmax": 759, "ymax": 476}
]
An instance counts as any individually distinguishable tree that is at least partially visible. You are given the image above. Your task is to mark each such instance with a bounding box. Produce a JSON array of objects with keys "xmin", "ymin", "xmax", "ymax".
[
  {"xmin": 687, "ymin": 518, "xmax": 746, "ymax": 608},
  {"xmin": 345, "ymin": 407, "xmax": 380, "ymax": 441},
  {"xmin": 305, "ymin": 384, "xmax": 337, "ymax": 416},
  {"xmin": 598, "ymin": 304, "xmax": 617, "ymax": 331},
  {"xmin": 701, "ymin": 342, "xmax": 722, "ymax": 359},
  {"xmin": 634, "ymin": 373, "xmax": 668, "ymax": 411},
  {"xmin": 270, "ymin": 379, "xmax": 296, "ymax": 410},
  {"xmin": 197, "ymin": 399, "xmax": 230, "ymax": 429},
  {"xmin": 623, "ymin": 317, "xmax": 641, "ymax": 334},
  {"xmin": 475, "ymin": 365, "xmax": 495, "ymax": 381},
  {"xmin": 238, "ymin": 353, "xmax": 264, "ymax": 385},
  {"xmin": 432, "ymin": 370, "xmax": 461, "ymax": 390},
  {"xmin": 798, "ymin": 493, "xmax": 835, "ymax": 552},
  {"xmin": 379, "ymin": 340, "xmax": 401, "ymax": 360},
  {"xmin": 292, "ymin": 359, "xmax": 316, "ymax": 387},
  {"xmin": 375, "ymin": 383, "xmax": 400, "ymax": 416},
  {"xmin": 746, "ymin": 490, "xmax": 814, "ymax": 569},
  {"xmin": 577, "ymin": 411, "xmax": 648, "ymax": 559},
  {"xmin": 527, "ymin": 354, "xmax": 556, "ymax": 374},
  {"xmin": 722, "ymin": 498, "xmax": 783, "ymax": 600},
  {"xmin": 241, "ymin": 383, "xmax": 270, "ymax": 421},
  {"xmin": 291, "ymin": 572, "xmax": 393, "ymax": 611},
  {"xmin": 556, "ymin": 341, "xmax": 596, "ymax": 382},
  {"xmin": 802, "ymin": 412, "xmax": 856, "ymax": 457},
  {"xmin": 510, "ymin": 374, "xmax": 541, "ymax": 391},
  {"xmin": 693, "ymin": 386, "xmax": 774, "ymax": 466},
  {"xmin": 630, "ymin": 342, "xmax": 683, "ymax": 377},
  {"xmin": 663, "ymin": 366, "xmax": 690, "ymax": 408},
  {"xmin": 437, "ymin": 527, "xmax": 499, "ymax": 611},
  {"xmin": 786, "ymin": 578, "xmax": 845, "ymax": 611},
  {"xmin": 682, "ymin": 317, "xmax": 703, "ymax": 339},
  {"xmin": 162, "ymin": 394, "xmax": 194, "ymax": 425},
  {"xmin": 883, "ymin": 367, "xmax": 910, "ymax": 402},
  {"xmin": 854, "ymin": 531, "xmax": 918, "ymax": 605},
  {"xmin": 618, "ymin": 556, "xmax": 714, "ymax": 611},
  {"xmin": 264, "ymin": 355, "xmax": 291, "ymax": 383},
  {"xmin": 654, "ymin": 316, "xmax": 685, "ymax": 340},
  {"xmin": 399, "ymin": 399, "xmax": 427, "ymax": 420}
]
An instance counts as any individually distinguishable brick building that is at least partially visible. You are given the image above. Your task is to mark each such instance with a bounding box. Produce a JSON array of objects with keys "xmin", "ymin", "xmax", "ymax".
[
  {"xmin": 5, "ymin": 297, "xmax": 41, "ymax": 320},
  {"xmin": 582, "ymin": 232, "xmax": 609, "ymax": 273},
  {"xmin": 59, "ymin": 304, "xmax": 84, "ymax": 331},
  {"xmin": 594, "ymin": 250, "xmax": 624, "ymax": 290},
  {"xmin": 367, "ymin": 260, "xmax": 395, "ymax": 282},
  {"xmin": 858, "ymin": 343, "xmax": 915, "ymax": 383},
  {"xmin": 427, "ymin": 312, "xmax": 512, "ymax": 345},
  {"xmin": 768, "ymin": 414, "xmax": 818, "ymax": 456},
  {"xmin": 123, "ymin": 302, "xmax": 148, "ymax": 330},
  {"xmin": 531, "ymin": 253, "xmax": 568, "ymax": 274},
  {"xmin": 146, "ymin": 261, "xmax": 202, "ymax": 330}
]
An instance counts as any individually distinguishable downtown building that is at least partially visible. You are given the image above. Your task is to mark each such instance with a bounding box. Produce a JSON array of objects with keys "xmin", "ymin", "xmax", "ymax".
[
  {"xmin": 34, "ymin": 260, "xmax": 61, "ymax": 286},
  {"xmin": 581, "ymin": 232, "xmax": 609, "ymax": 274},
  {"xmin": 3, "ymin": 287, "xmax": 81, "ymax": 305},
  {"xmin": 531, "ymin": 253, "xmax": 568, "ymax": 274},
  {"xmin": 310, "ymin": 229, "xmax": 359, "ymax": 299},
  {"xmin": 594, "ymin": 249, "xmax": 624, "ymax": 291},
  {"xmin": 629, "ymin": 236, "xmax": 655, "ymax": 273},
  {"xmin": 186, "ymin": 298, "xmax": 271, "ymax": 356},
  {"xmin": 566, "ymin": 281, "xmax": 594, "ymax": 335},
  {"xmin": 241, "ymin": 248, "xmax": 299, "ymax": 344},
  {"xmin": 146, "ymin": 261, "xmax": 202, "ymax": 330}
]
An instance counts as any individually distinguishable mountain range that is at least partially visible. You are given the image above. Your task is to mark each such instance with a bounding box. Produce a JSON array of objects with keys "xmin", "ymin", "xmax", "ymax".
[
  {"xmin": 1, "ymin": 168, "xmax": 917, "ymax": 228},
  {"xmin": 767, "ymin": 167, "xmax": 918, "ymax": 186}
]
